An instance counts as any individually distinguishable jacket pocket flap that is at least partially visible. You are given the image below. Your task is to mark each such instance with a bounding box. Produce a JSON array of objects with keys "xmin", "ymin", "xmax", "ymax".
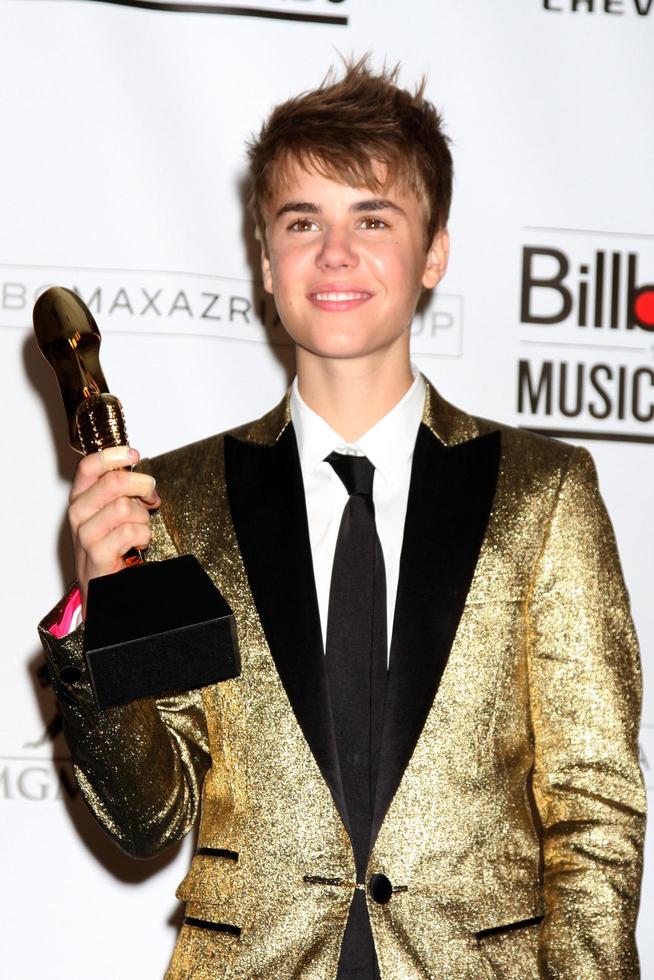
[
  {"xmin": 183, "ymin": 913, "xmax": 241, "ymax": 937},
  {"xmin": 474, "ymin": 910, "xmax": 544, "ymax": 941},
  {"xmin": 176, "ymin": 851, "xmax": 240, "ymax": 904}
]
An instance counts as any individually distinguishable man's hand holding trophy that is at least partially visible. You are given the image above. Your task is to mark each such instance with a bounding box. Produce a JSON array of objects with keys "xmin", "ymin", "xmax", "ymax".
[{"xmin": 33, "ymin": 286, "xmax": 240, "ymax": 710}]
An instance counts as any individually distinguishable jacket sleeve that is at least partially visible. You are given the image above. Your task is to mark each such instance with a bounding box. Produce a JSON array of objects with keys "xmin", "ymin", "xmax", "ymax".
[
  {"xmin": 37, "ymin": 505, "xmax": 211, "ymax": 858},
  {"xmin": 527, "ymin": 446, "xmax": 646, "ymax": 978}
]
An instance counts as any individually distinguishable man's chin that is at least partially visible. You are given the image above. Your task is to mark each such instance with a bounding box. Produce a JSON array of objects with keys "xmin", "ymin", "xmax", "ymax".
[{"xmin": 297, "ymin": 342, "xmax": 410, "ymax": 369}]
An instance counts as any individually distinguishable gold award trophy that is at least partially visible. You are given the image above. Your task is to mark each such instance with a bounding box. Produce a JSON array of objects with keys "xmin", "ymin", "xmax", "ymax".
[{"xmin": 34, "ymin": 287, "xmax": 240, "ymax": 710}]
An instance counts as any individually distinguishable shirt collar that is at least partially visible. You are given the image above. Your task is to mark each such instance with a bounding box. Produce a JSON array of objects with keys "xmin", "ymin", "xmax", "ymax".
[{"xmin": 290, "ymin": 365, "xmax": 426, "ymax": 486}]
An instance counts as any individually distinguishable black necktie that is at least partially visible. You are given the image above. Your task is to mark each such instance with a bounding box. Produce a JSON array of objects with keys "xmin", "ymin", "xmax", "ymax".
[
  {"xmin": 325, "ymin": 452, "xmax": 387, "ymax": 861},
  {"xmin": 325, "ymin": 453, "xmax": 387, "ymax": 979}
]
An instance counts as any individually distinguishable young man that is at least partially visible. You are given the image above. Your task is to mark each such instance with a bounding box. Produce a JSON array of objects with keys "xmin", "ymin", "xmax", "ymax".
[{"xmin": 40, "ymin": 62, "xmax": 645, "ymax": 979}]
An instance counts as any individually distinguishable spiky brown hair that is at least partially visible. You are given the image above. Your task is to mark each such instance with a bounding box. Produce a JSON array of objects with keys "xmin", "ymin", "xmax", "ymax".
[{"xmin": 247, "ymin": 56, "xmax": 453, "ymax": 249}]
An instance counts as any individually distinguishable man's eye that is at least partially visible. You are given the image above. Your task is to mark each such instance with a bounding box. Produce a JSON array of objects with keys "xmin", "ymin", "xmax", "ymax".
[
  {"xmin": 289, "ymin": 218, "xmax": 319, "ymax": 232},
  {"xmin": 359, "ymin": 216, "xmax": 388, "ymax": 230}
]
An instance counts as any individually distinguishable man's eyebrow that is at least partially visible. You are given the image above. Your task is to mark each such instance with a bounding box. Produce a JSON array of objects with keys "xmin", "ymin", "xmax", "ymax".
[
  {"xmin": 351, "ymin": 199, "xmax": 405, "ymax": 215},
  {"xmin": 274, "ymin": 198, "xmax": 406, "ymax": 219},
  {"xmin": 275, "ymin": 201, "xmax": 321, "ymax": 218}
]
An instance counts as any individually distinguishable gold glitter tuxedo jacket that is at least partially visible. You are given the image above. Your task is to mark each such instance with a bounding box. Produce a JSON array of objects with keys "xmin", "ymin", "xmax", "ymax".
[{"xmin": 39, "ymin": 382, "xmax": 646, "ymax": 980}]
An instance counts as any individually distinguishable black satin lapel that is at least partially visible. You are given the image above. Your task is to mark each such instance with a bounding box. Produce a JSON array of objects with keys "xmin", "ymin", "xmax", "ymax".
[
  {"xmin": 224, "ymin": 426, "xmax": 348, "ymax": 829},
  {"xmin": 371, "ymin": 424, "xmax": 501, "ymax": 847}
]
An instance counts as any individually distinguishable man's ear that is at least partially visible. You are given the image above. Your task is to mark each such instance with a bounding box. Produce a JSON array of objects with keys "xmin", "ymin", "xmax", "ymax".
[
  {"xmin": 260, "ymin": 235, "xmax": 274, "ymax": 295},
  {"xmin": 422, "ymin": 229, "xmax": 450, "ymax": 290}
]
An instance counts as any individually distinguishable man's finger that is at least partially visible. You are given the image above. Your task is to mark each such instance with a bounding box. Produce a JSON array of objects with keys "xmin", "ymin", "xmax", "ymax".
[
  {"xmin": 83, "ymin": 521, "xmax": 154, "ymax": 581},
  {"xmin": 69, "ymin": 470, "xmax": 158, "ymax": 532},
  {"xmin": 76, "ymin": 495, "xmax": 152, "ymax": 550},
  {"xmin": 70, "ymin": 446, "xmax": 140, "ymax": 499}
]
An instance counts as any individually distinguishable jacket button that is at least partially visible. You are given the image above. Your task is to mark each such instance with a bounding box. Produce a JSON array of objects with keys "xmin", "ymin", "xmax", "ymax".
[
  {"xmin": 369, "ymin": 873, "xmax": 393, "ymax": 904},
  {"xmin": 59, "ymin": 665, "xmax": 82, "ymax": 685}
]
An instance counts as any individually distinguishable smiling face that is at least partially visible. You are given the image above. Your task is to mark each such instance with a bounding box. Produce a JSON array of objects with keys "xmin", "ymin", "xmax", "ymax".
[{"xmin": 261, "ymin": 161, "xmax": 449, "ymax": 372}]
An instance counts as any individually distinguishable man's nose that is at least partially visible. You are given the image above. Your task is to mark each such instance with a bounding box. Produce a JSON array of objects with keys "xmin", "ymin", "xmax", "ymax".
[{"xmin": 316, "ymin": 227, "xmax": 359, "ymax": 270}]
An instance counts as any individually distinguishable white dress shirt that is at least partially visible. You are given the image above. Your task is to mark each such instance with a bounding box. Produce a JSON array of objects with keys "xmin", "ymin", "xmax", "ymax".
[{"xmin": 290, "ymin": 368, "xmax": 426, "ymax": 662}]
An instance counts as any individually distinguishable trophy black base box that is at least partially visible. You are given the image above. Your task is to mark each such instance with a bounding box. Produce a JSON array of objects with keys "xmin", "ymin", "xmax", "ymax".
[{"xmin": 83, "ymin": 554, "xmax": 240, "ymax": 710}]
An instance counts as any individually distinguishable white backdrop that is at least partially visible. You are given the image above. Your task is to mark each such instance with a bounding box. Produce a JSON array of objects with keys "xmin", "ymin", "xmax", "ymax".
[{"xmin": 1, "ymin": 0, "xmax": 652, "ymax": 976}]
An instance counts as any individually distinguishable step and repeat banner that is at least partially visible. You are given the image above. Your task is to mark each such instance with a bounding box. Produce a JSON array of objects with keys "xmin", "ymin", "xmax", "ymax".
[{"xmin": 1, "ymin": 0, "xmax": 652, "ymax": 976}]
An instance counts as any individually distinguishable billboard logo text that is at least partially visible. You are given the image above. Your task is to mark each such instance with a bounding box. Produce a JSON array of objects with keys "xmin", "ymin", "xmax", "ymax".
[{"xmin": 521, "ymin": 247, "xmax": 654, "ymax": 331}]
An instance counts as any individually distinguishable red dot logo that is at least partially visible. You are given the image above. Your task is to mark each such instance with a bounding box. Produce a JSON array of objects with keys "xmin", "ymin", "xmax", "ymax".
[{"xmin": 634, "ymin": 287, "xmax": 654, "ymax": 330}]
